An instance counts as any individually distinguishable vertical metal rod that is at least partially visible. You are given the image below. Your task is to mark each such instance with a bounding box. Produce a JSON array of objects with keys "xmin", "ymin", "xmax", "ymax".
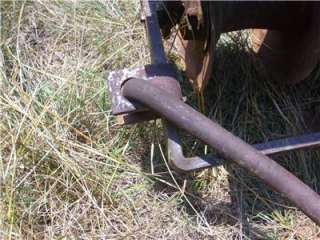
[
  {"xmin": 142, "ymin": 0, "xmax": 194, "ymax": 172},
  {"xmin": 142, "ymin": 0, "xmax": 167, "ymax": 64}
]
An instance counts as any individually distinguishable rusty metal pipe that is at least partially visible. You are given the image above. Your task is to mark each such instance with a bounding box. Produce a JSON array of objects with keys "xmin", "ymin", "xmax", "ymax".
[{"xmin": 122, "ymin": 77, "xmax": 320, "ymax": 224}]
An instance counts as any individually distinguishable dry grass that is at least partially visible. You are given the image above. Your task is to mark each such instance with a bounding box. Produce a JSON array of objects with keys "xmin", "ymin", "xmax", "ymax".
[{"xmin": 1, "ymin": 1, "xmax": 320, "ymax": 239}]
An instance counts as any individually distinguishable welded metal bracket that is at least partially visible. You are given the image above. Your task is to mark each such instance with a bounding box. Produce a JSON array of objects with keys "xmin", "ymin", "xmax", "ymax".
[{"xmin": 107, "ymin": 63, "xmax": 178, "ymax": 124}]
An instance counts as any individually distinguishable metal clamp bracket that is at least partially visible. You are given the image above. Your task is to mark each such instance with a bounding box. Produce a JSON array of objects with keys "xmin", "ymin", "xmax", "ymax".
[{"xmin": 107, "ymin": 63, "xmax": 179, "ymax": 124}]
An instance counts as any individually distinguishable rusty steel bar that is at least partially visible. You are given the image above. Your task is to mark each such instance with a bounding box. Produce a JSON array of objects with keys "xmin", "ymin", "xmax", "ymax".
[
  {"xmin": 122, "ymin": 77, "xmax": 320, "ymax": 225},
  {"xmin": 166, "ymin": 127, "xmax": 320, "ymax": 172},
  {"xmin": 256, "ymin": 132, "xmax": 320, "ymax": 156},
  {"xmin": 141, "ymin": 0, "xmax": 167, "ymax": 64},
  {"xmin": 165, "ymin": 121, "xmax": 224, "ymax": 172}
]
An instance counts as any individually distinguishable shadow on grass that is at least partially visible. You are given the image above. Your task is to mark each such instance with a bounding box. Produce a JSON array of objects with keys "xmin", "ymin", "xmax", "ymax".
[{"xmin": 134, "ymin": 33, "xmax": 320, "ymax": 238}]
